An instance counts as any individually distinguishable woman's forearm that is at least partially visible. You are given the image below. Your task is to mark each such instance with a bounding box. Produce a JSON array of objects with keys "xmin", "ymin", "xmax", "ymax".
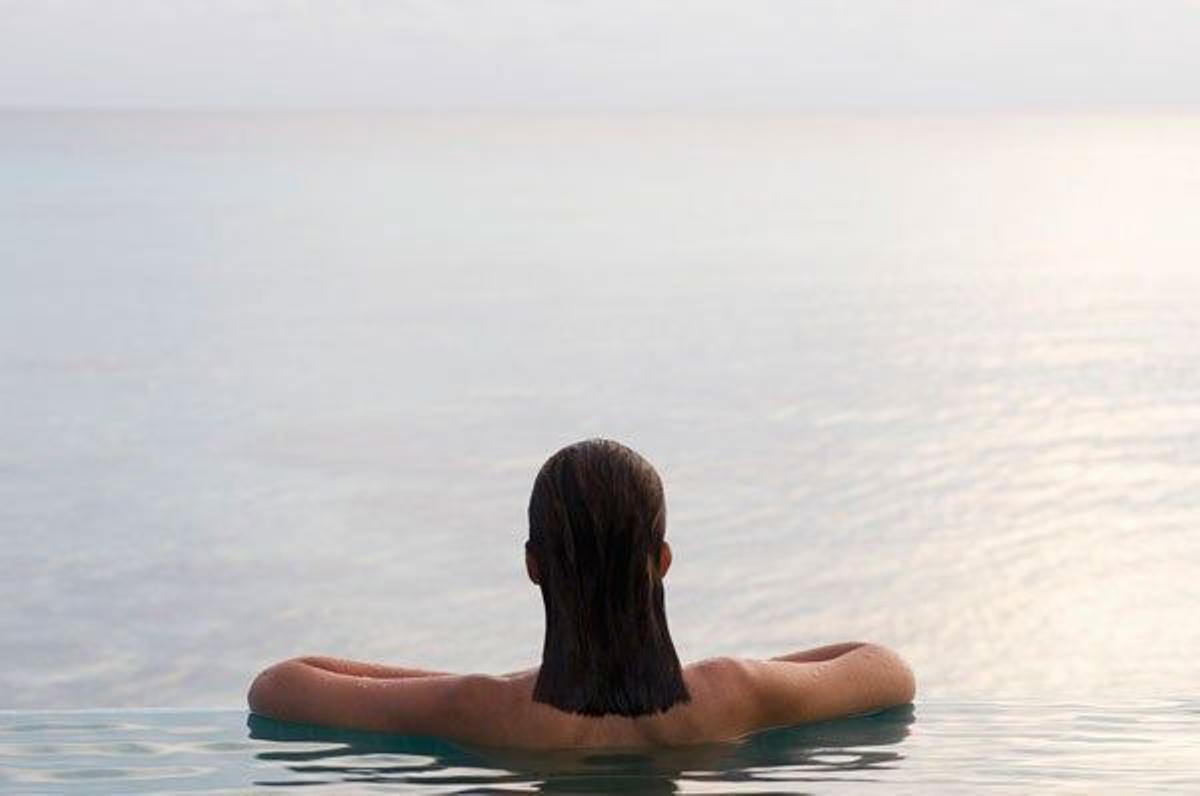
[
  {"xmin": 770, "ymin": 642, "xmax": 867, "ymax": 663},
  {"xmin": 297, "ymin": 656, "xmax": 452, "ymax": 679}
]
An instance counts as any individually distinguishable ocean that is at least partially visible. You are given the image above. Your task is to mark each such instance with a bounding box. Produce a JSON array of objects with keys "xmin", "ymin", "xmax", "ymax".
[{"xmin": 2, "ymin": 111, "xmax": 1198, "ymax": 712}]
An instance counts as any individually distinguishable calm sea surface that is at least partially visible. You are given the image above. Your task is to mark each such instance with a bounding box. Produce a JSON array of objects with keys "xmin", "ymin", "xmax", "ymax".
[{"xmin": 1, "ymin": 112, "xmax": 1199, "ymax": 716}]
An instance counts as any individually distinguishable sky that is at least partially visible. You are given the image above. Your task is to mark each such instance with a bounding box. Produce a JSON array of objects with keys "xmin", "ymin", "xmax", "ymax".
[{"xmin": 2, "ymin": 0, "xmax": 1200, "ymax": 110}]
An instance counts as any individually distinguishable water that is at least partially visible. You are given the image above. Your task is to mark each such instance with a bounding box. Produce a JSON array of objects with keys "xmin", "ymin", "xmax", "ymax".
[
  {"xmin": 2, "ymin": 112, "xmax": 1199, "ymax": 718},
  {"xmin": 2, "ymin": 703, "xmax": 1198, "ymax": 793}
]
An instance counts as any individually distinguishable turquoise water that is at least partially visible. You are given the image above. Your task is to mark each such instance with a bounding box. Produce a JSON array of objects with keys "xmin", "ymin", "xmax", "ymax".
[{"xmin": 2, "ymin": 703, "xmax": 1198, "ymax": 793}]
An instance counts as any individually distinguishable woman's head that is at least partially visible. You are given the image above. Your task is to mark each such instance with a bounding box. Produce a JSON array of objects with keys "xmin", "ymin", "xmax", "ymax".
[{"xmin": 526, "ymin": 439, "xmax": 689, "ymax": 717}]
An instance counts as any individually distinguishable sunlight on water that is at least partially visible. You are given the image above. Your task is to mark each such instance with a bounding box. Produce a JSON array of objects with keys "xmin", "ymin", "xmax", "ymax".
[{"xmin": 1, "ymin": 112, "xmax": 1199, "ymax": 710}]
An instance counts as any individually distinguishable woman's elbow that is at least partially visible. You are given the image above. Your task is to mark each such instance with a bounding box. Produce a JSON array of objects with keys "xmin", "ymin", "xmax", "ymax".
[
  {"xmin": 248, "ymin": 658, "xmax": 306, "ymax": 717},
  {"xmin": 863, "ymin": 643, "xmax": 916, "ymax": 705}
]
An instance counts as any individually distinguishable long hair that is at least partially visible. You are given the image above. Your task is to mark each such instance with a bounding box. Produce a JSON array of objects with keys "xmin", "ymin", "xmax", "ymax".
[{"xmin": 526, "ymin": 439, "xmax": 690, "ymax": 717}]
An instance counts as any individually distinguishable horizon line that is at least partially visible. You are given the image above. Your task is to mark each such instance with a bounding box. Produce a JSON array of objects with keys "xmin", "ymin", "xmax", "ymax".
[{"xmin": 4, "ymin": 102, "xmax": 1200, "ymax": 116}]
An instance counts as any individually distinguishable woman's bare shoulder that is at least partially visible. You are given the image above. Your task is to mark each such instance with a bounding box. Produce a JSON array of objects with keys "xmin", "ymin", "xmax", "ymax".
[{"xmin": 682, "ymin": 655, "xmax": 759, "ymax": 689}]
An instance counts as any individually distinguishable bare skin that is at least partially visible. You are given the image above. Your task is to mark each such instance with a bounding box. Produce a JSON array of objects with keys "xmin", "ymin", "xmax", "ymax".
[
  {"xmin": 249, "ymin": 643, "xmax": 914, "ymax": 749},
  {"xmin": 248, "ymin": 546, "xmax": 916, "ymax": 749}
]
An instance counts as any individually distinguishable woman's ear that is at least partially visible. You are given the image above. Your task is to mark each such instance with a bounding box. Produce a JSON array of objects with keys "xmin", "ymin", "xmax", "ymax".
[
  {"xmin": 657, "ymin": 541, "xmax": 673, "ymax": 578},
  {"xmin": 525, "ymin": 551, "xmax": 540, "ymax": 585}
]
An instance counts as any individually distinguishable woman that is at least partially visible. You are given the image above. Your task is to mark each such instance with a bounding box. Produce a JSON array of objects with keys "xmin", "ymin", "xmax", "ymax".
[{"xmin": 248, "ymin": 439, "xmax": 915, "ymax": 749}]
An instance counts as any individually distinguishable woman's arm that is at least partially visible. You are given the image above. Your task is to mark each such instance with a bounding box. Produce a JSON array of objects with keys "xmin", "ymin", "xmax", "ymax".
[
  {"xmin": 748, "ymin": 642, "xmax": 916, "ymax": 729},
  {"xmin": 293, "ymin": 656, "xmax": 452, "ymax": 679},
  {"xmin": 770, "ymin": 642, "xmax": 869, "ymax": 663},
  {"xmin": 247, "ymin": 657, "xmax": 470, "ymax": 734}
]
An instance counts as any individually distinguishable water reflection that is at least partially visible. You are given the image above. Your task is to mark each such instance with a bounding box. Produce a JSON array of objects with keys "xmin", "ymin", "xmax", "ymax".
[
  {"xmin": 246, "ymin": 705, "xmax": 913, "ymax": 792},
  {"xmin": 7, "ymin": 704, "xmax": 1194, "ymax": 792}
]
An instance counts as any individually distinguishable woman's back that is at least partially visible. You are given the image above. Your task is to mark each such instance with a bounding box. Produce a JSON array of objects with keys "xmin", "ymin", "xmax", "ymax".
[{"xmin": 454, "ymin": 657, "xmax": 752, "ymax": 749}]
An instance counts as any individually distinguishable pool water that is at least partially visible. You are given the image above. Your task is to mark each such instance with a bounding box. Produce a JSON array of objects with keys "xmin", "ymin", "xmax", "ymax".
[{"xmin": 3, "ymin": 702, "xmax": 1197, "ymax": 793}]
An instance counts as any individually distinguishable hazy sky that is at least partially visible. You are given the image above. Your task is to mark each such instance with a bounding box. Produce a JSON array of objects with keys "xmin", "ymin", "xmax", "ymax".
[{"xmin": 3, "ymin": 0, "xmax": 1200, "ymax": 110}]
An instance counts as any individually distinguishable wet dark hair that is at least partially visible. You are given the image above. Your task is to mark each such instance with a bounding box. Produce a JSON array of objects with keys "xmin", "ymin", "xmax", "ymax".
[{"xmin": 526, "ymin": 439, "xmax": 690, "ymax": 717}]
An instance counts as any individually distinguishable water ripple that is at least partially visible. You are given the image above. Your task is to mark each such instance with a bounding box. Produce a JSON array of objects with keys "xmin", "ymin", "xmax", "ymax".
[{"xmin": 1, "ymin": 701, "xmax": 1198, "ymax": 791}]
